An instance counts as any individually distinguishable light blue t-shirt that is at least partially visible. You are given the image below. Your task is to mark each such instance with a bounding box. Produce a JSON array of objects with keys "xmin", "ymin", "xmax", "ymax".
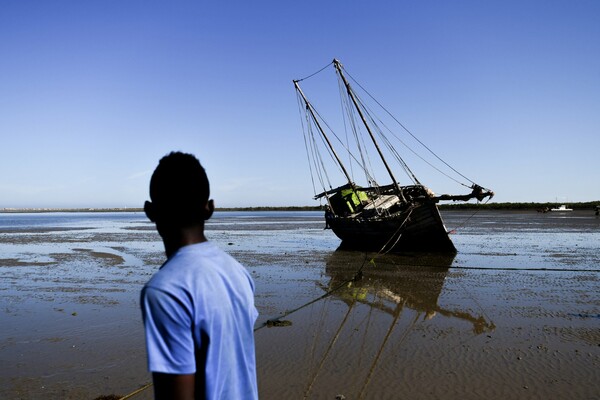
[{"xmin": 141, "ymin": 241, "xmax": 258, "ymax": 400}]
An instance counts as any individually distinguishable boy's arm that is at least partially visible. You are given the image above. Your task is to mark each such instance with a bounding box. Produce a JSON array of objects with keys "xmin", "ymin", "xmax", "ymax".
[{"xmin": 153, "ymin": 372, "xmax": 196, "ymax": 400}]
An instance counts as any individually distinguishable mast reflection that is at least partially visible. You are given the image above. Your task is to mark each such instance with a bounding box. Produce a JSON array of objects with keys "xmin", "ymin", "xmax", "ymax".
[{"xmin": 324, "ymin": 250, "xmax": 495, "ymax": 334}]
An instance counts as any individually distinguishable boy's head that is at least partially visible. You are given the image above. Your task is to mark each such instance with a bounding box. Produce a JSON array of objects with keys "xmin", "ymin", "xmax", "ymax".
[{"xmin": 144, "ymin": 152, "xmax": 213, "ymax": 228}]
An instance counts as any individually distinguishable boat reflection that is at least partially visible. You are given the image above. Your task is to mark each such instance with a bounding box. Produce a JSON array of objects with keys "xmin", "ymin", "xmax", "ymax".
[{"xmin": 324, "ymin": 250, "xmax": 495, "ymax": 334}]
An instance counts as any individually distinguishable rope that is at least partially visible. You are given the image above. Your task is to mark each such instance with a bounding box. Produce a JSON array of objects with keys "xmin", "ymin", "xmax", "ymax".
[
  {"xmin": 342, "ymin": 66, "xmax": 484, "ymax": 189},
  {"xmin": 451, "ymin": 265, "xmax": 600, "ymax": 273},
  {"xmin": 118, "ymin": 382, "xmax": 153, "ymax": 400},
  {"xmin": 254, "ymin": 252, "xmax": 371, "ymax": 332},
  {"xmin": 447, "ymin": 196, "xmax": 492, "ymax": 234},
  {"xmin": 349, "ymin": 88, "xmax": 420, "ymax": 185},
  {"xmin": 378, "ymin": 207, "xmax": 415, "ymax": 254},
  {"xmin": 357, "ymin": 93, "xmax": 462, "ymax": 186},
  {"xmin": 255, "ymin": 206, "xmax": 416, "ymax": 331},
  {"xmin": 337, "ymin": 73, "xmax": 378, "ymax": 186},
  {"xmin": 298, "ymin": 93, "xmax": 320, "ymax": 196},
  {"xmin": 294, "ymin": 61, "xmax": 333, "ymax": 82}
]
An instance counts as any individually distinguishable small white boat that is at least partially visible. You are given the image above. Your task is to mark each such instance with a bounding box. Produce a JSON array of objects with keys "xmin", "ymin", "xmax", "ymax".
[{"xmin": 550, "ymin": 204, "xmax": 573, "ymax": 212}]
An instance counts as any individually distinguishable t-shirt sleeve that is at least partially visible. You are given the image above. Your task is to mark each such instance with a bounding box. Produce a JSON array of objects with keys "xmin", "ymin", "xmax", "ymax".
[{"xmin": 141, "ymin": 286, "xmax": 197, "ymax": 374}]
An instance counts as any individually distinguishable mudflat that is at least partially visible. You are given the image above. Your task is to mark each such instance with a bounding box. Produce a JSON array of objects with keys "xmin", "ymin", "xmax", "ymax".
[{"xmin": 0, "ymin": 211, "xmax": 598, "ymax": 399}]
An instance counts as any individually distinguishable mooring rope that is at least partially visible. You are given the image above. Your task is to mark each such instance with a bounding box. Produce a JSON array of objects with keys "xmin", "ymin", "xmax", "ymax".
[
  {"xmin": 451, "ymin": 265, "xmax": 600, "ymax": 273},
  {"xmin": 254, "ymin": 252, "xmax": 371, "ymax": 332},
  {"xmin": 447, "ymin": 196, "xmax": 493, "ymax": 234},
  {"xmin": 255, "ymin": 206, "xmax": 418, "ymax": 331},
  {"xmin": 117, "ymin": 382, "xmax": 153, "ymax": 400},
  {"xmin": 379, "ymin": 207, "xmax": 415, "ymax": 254}
]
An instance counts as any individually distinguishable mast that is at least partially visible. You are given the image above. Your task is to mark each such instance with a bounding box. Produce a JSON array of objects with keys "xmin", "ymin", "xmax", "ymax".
[
  {"xmin": 333, "ymin": 59, "xmax": 406, "ymax": 202},
  {"xmin": 294, "ymin": 79, "xmax": 355, "ymax": 188}
]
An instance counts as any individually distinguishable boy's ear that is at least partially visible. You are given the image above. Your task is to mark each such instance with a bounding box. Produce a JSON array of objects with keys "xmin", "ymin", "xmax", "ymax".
[
  {"xmin": 144, "ymin": 201, "xmax": 155, "ymax": 222},
  {"xmin": 204, "ymin": 199, "xmax": 215, "ymax": 220}
]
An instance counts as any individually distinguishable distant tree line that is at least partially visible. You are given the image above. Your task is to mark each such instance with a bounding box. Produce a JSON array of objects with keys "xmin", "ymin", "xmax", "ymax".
[
  {"xmin": 217, "ymin": 202, "xmax": 600, "ymax": 212},
  {"xmin": 438, "ymin": 201, "xmax": 600, "ymax": 210},
  {"xmin": 216, "ymin": 206, "xmax": 322, "ymax": 212},
  {"xmin": 218, "ymin": 202, "xmax": 600, "ymax": 211}
]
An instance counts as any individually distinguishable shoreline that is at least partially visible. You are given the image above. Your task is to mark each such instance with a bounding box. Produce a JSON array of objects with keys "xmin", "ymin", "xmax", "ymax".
[
  {"xmin": 0, "ymin": 207, "xmax": 145, "ymax": 213},
  {"xmin": 1, "ymin": 201, "xmax": 600, "ymax": 214}
]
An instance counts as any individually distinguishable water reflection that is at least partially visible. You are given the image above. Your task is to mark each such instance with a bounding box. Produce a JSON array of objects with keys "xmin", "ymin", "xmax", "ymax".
[{"xmin": 324, "ymin": 250, "xmax": 495, "ymax": 334}]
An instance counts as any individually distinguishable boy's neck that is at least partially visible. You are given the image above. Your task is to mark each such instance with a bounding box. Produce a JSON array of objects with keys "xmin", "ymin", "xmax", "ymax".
[{"xmin": 162, "ymin": 224, "xmax": 208, "ymax": 258}]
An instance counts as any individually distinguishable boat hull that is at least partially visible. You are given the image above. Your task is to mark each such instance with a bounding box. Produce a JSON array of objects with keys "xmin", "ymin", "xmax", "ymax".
[{"xmin": 329, "ymin": 202, "xmax": 456, "ymax": 253}]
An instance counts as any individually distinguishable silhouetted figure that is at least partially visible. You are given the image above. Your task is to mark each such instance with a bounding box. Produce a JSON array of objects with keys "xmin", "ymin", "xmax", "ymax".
[{"xmin": 141, "ymin": 152, "xmax": 258, "ymax": 400}]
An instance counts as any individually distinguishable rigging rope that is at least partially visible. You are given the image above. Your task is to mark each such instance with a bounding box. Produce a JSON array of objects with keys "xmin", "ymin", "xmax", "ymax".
[
  {"xmin": 338, "ymin": 74, "xmax": 377, "ymax": 187},
  {"xmin": 310, "ymin": 126, "xmax": 334, "ymax": 192},
  {"xmin": 294, "ymin": 61, "xmax": 334, "ymax": 82},
  {"xmin": 298, "ymin": 94, "xmax": 320, "ymax": 196},
  {"xmin": 351, "ymin": 89, "xmax": 420, "ymax": 185},
  {"xmin": 338, "ymin": 76, "xmax": 356, "ymax": 181},
  {"xmin": 297, "ymin": 90, "xmax": 341, "ymax": 197},
  {"xmin": 342, "ymin": 66, "xmax": 484, "ymax": 189},
  {"xmin": 306, "ymin": 100, "xmax": 379, "ymax": 188}
]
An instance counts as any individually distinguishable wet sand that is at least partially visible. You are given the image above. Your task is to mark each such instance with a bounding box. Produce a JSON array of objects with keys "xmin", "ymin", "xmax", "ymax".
[{"xmin": 0, "ymin": 211, "xmax": 599, "ymax": 399}]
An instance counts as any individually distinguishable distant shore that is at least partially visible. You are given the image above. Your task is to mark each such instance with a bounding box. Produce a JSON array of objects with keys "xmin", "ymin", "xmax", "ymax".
[
  {"xmin": 0, "ymin": 206, "xmax": 320, "ymax": 214},
  {"xmin": 0, "ymin": 207, "xmax": 145, "ymax": 213},
  {"xmin": 1, "ymin": 201, "xmax": 599, "ymax": 213}
]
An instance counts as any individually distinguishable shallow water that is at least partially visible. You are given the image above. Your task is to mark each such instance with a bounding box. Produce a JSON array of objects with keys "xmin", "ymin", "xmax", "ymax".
[{"xmin": 0, "ymin": 210, "xmax": 598, "ymax": 399}]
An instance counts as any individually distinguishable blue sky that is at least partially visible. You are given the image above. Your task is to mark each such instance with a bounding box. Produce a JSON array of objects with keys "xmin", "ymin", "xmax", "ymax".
[{"xmin": 1, "ymin": 1, "xmax": 599, "ymax": 208}]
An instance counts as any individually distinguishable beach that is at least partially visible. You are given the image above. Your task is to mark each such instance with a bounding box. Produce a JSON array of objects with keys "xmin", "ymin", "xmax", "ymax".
[{"xmin": 0, "ymin": 210, "xmax": 599, "ymax": 399}]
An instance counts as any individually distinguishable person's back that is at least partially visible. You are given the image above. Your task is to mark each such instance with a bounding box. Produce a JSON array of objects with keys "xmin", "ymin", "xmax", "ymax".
[{"xmin": 141, "ymin": 152, "xmax": 258, "ymax": 400}]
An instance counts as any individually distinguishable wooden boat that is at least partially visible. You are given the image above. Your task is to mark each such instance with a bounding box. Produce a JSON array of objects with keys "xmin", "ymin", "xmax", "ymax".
[{"xmin": 294, "ymin": 59, "xmax": 493, "ymax": 253}]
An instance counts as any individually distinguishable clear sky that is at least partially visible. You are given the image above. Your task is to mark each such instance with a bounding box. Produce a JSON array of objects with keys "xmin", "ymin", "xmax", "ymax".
[{"xmin": 1, "ymin": 1, "xmax": 599, "ymax": 208}]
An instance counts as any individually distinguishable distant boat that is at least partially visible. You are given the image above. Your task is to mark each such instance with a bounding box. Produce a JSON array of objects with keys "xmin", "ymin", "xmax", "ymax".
[
  {"xmin": 293, "ymin": 59, "xmax": 494, "ymax": 253},
  {"xmin": 551, "ymin": 205, "xmax": 573, "ymax": 212}
]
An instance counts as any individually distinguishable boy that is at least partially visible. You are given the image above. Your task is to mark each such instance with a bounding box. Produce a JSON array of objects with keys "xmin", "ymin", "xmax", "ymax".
[{"xmin": 141, "ymin": 152, "xmax": 258, "ymax": 400}]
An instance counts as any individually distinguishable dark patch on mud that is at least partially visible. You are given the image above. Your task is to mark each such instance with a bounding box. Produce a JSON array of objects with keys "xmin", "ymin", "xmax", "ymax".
[
  {"xmin": 72, "ymin": 248, "xmax": 125, "ymax": 266},
  {"xmin": 0, "ymin": 227, "xmax": 94, "ymax": 234},
  {"xmin": 0, "ymin": 258, "xmax": 56, "ymax": 267},
  {"xmin": 121, "ymin": 225, "xmax": 155, "ymax": 231}
]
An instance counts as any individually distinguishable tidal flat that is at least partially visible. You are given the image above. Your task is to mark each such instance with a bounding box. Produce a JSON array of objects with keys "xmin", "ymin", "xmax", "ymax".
[{"xmin": 0, "ymin": 210, "xmax": 598, "ymax": 399}]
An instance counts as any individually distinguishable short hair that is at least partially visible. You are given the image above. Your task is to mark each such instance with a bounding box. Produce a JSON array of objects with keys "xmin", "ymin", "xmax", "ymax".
[{"xmin": 149, "ymin": 152, "xmax": 210, "ymax": 226}]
